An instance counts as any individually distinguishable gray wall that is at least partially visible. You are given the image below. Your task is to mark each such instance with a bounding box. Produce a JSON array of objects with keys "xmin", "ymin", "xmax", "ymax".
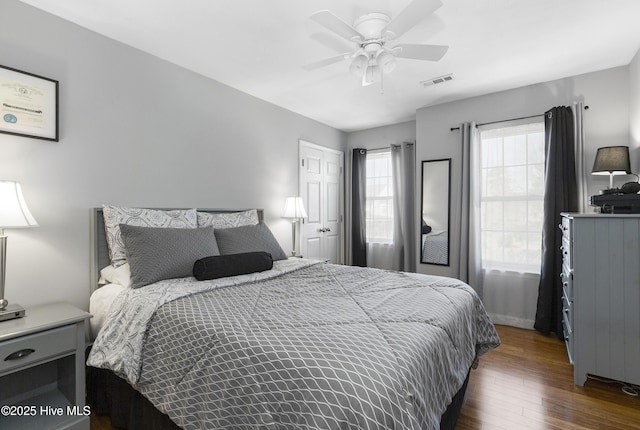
[
  {"xmin": 631, "ymin": 50, "xmax": 640, "ymax": 156},
  {"xmin": 416, "ymin": 66, "xmax": 631, "ymax": 279},
  {"xmin": 345, "ymin": 120, "xmax": 416, "ymax": 264},
  {"xmin": 346, "ymin": 120, "xmax": 416, "ymax": 151},
  {"xmin": 0, "ymin": 0, "xmax": 345, "ymax": 310}
]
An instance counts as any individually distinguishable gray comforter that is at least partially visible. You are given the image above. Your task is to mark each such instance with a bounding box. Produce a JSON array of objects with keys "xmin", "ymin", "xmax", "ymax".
[{"xmin": 88, "ymin": 259, "xmax": 499, "ymax": 430}]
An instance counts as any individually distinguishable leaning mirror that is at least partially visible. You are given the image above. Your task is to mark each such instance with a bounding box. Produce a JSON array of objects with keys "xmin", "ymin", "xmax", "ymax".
[{"xmin": 420, "ymin": 159, "xmax": 451, "ymax": 266}]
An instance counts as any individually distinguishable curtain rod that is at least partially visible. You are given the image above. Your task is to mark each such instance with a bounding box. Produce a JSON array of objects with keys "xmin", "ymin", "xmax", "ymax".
[
  {"xmin": 449, "ymin": 105, "xmax": 589, "ymax": 131},
  {"xmin": 357, "ymin": 142, "xmax": 415, "ymax": 152}
]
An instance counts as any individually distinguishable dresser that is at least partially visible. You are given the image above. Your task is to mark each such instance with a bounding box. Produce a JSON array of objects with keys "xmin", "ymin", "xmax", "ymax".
[
  {"xmin": 560, "ymin": 213, "xmax": 640, "ymax": 386},
  {"xmin": 0, "ymin": 302, "xmax": 91, "ymax": 430}
]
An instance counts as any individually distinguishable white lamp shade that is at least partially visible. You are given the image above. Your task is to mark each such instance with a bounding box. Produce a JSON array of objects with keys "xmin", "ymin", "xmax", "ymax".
[
  {"xmin": 376, "ymin": 50, "xmax": 396, "ymax": 74},
  {"xmin": 349, "ymin": 53, "xmax": 369, "ymax": 77},
  {"xmin": 0, "ymin": 181, "xmax": 38, "ymax": 228},
  {"xmin": 362, "ymin": 64, "xmax": 381, "ymax": 86},
  {"xmin": 283, "ymin": 196, "xmax": 307, "ymax": 219}
]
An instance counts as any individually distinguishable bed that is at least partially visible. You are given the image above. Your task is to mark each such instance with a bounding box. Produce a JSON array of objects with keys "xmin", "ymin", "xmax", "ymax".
[
  {"xmin": 86, "ymin": 207, "xmax": 500, "ymax": 430},
  {"xmin": 421, "ymin": 231, "xmax": 449, "ymax": 265}
]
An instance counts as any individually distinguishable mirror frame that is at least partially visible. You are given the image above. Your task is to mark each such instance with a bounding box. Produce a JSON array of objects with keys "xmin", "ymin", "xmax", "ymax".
[{"xmin": 420, "ymin": 158, "xmax": 451, "ymax": 266}]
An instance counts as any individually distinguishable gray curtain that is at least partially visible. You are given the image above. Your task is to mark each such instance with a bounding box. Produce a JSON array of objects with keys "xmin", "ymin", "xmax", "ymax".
[
  {"xmin": 391, "ymin": 142, "xmax": 416, "ymax": 272},
  {"xmin": 573, "ymin": 102, "xmax": 587, "ymax": 212},
  {"xmin": 459, "ymin": 123, "xmax": 483, "ymax": 295},
  {"xmin": 534, "ymin": 106, "xmax": 578, "ymax": 337},
  {"xmin": 351, "ymin": 148, "xmax": 367, "ymax": 267}
]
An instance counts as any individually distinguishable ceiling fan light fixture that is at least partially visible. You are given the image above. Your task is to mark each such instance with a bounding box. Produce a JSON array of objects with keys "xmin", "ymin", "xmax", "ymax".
[
  {"xmin": 363, "ymin": 64, "xmax": 382, "ymax": 86},
  {"xmin": 376, "ymin": 50, "xmax": 396, "ymax": 74},
  {"xmin": 349, "ymin": 53, "xmax": 369, "ymax": 77},
  {"xmin": 307, "ymin": 0, "xmax": 448, "ymax": 87}
]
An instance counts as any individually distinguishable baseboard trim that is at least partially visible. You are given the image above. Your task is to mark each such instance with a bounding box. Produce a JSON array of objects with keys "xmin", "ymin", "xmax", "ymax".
[{"xmin": 488, "ymin": 313, "xmax": 534, "ymax": 330}]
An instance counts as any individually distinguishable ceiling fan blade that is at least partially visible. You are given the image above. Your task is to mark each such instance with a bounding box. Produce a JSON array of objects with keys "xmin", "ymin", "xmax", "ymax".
[
  {"xmin": 311, "ymin": 10, "xmax": 363, "ymax": 42},
  {"xmin": 383, "ymin": 0, "xmax": 443, "ymax": 40},
  {"xmin": 393, "ymin": 44, "xmax": 448, "ymax": 61},
  {"xmin": 310, "ymin": 33, "xmax": 354, "ymax": 54},
  {"xmin": 303, "ymin": 54, "xmax": 350, "ymax": 71}
]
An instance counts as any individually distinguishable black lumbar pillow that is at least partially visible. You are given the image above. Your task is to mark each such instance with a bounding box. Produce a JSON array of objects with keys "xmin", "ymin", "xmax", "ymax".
[{"xmin": 193, "ymin": 251, "xmax": 274, "ymax": 281}]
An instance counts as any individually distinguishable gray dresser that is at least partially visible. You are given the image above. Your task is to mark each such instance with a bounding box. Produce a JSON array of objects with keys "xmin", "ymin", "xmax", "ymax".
[{"xmin": 560, "ymin": 213, "xmax": 640, "ymax": 386}]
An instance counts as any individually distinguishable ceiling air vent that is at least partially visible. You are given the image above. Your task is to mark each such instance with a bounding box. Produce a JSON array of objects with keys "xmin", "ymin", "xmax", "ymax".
[{"xmin": 421, "ymin": 73, "xmax": 453, "ymax": 87}]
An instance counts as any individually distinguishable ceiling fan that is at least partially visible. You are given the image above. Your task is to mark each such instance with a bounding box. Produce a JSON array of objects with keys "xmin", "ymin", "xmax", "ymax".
[{"xmin": 304, "ymin": 0, "xmax": 448, "ymax": 86}]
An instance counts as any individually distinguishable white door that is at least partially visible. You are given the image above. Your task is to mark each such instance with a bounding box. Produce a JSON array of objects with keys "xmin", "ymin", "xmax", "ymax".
[{"xmin": 299, "ymin": 140, "xmax": 344, "ymax": 263}]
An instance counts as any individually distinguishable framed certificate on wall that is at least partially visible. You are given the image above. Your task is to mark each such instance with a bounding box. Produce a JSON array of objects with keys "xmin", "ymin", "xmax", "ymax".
[{"xmin": 0, "ymin": 64, "xmax": 58, "ymax": 141}]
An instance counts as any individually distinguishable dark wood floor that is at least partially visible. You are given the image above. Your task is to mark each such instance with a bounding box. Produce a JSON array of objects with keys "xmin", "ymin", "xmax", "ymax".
[
  {"xmin": 457, "ymin": 325, "xmax": 640, "ymax": 429},
  {"xmin": 91, "ymin": 325, "xmax": 640, "ymax": 429}
]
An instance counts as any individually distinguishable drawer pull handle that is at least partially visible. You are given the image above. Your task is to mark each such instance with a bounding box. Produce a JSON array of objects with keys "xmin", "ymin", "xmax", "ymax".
[{"xmin": 4, "ymin": 348, "xmax": 35, "ymax": 361}]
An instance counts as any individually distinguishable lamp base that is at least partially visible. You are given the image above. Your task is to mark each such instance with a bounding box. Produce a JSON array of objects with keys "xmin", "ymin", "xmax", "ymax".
[{"xmin": 0, "ymin": 303, "xmax": 25, "ymax": 322}]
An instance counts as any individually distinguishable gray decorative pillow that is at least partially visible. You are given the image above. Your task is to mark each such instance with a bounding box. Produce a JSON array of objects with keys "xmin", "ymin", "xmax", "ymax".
[
  {"xmin": 119, "ymin": 225, "xmax": 219, "ymax": 289},
  {"xmin": 103, "ymin": 206, "xmax": 198, "ymax": 267},
  {"xmin": 197, "ymin": 209, "xmax": 259, "ymax": 228},
  {"xmin": 214, "ymin": 222, "xmax": 287, "ymax": 261}
]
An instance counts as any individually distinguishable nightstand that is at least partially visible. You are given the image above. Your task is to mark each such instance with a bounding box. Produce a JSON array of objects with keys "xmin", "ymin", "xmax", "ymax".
[{"xmin": 0, "ymin": 302, "xmax": 91, "ymax": 430}]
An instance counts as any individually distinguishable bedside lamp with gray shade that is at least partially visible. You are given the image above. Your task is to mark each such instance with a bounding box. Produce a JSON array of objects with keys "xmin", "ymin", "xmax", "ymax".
[
  {"xmin": 0, "ymin": 181, "xmax": 38, "ymax": 322},
  {"xmin": 592, "ymin": 145, "xmax": 631, "ymax": 192},
  {"xmin": 282, "ymin": 196, "xmax": 307, "ymax": 257}
]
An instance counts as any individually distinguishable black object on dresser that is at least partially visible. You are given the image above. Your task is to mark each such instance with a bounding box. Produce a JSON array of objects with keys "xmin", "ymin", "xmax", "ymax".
[{"xmin": 590, "ymin": 193, "xmax": 640, "ymax": 213}]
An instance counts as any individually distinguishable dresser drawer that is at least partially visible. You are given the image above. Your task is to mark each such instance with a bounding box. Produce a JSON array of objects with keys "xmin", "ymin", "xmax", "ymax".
[
  {"xmin": 561, "ymin": 271, "xmax": 573, "ymax": 302},
  {"xmin": 561, "ymin": 236, "xmax": 572, "ymax": 269},
  {"xmin": 0, "ymin": 325, "xmax": 77, "ymax": 374},
  {"xmin": 562, "ymin": 288, "xmax": 573, "ymax": 331},
  {"xmin": 560, "ymin": 217, "xmax": 572, "ymax": 269},
  {"xmin": 562, "ymin": 314, "xmax": 574, "ymax": 364}
]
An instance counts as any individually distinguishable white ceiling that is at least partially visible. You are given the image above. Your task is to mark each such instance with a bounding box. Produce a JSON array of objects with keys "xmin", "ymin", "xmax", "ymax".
[{"xmin": 18, "ymin": 0, "xmax": 640, "ymax": 132}]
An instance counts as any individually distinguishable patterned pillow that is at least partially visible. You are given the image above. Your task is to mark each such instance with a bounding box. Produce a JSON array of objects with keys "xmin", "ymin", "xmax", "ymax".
[
  {"xmin": 214, "ymin": 222, "xmax": 288, "ymax": 261},
  {"xmin": 103, "ymin": 206, "xmax": 198, "ymax": 267},
  {"xmin": 197, "ymin": 209, "xmax": 259, "ymax": 229},
  {"xmin": 119, "ymin": 225, "xmax": 219, "ymax": 289}
]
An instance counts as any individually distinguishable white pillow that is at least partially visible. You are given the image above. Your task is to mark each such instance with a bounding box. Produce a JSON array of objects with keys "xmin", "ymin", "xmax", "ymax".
[
  {"xmin": 197, "ymin": 209, "xmax": 259, "ymax": 229},
  {"xmin": 100, "ymin": 263, "xmax": 132, "ymax": 288},
  {"xmin": 90, "ymin": 283, "xmax": 126, "ymax": 339},
  {"xmin": 102, "ymin": 206, "xmax": 198, "ymax": 267}
]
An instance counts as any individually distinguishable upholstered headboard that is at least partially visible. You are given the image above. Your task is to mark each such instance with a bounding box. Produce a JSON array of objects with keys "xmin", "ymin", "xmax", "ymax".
[{"xmin": 89, "ymin": 208, "xmax": 264, "ymax": 294}]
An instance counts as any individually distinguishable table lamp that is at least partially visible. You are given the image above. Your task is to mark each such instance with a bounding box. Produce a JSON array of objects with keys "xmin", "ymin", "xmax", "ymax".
[
  {"xmin": 0, "ymin": 181, "xmax": 38, "ymax": 322},
  {"xmin": 282, "ymin": 196, "xmax": 307, "ymax": 257}
]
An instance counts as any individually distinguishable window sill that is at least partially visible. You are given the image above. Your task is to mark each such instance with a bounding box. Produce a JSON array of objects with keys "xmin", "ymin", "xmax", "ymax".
[{"xmin": 483, "ymin": 266, "xmax": 541, "ymax": 277}]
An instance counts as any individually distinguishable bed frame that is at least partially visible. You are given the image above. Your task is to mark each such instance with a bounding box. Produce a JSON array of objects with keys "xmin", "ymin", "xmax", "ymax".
[{"xmin": 86, "ymin": 207, "xmax": 467, "ymax": 430}]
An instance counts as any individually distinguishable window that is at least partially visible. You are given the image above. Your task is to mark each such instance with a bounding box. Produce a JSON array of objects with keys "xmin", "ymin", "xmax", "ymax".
[
  {"xmin": 365, "ymin": 150, "xmax": 394, "ymax": 243},
  {"xmin": 479, "ymin": 121, "xmax": 545, "ymax": 272}
]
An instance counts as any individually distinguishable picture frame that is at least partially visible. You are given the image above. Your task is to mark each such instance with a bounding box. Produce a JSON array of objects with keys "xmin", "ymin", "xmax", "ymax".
[{"xmin": 0, "ymin": 64, "xmax": 58, "ymax": 141}]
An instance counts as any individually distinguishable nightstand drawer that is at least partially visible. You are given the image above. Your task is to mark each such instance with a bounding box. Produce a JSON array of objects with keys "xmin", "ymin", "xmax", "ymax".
[{"xmin": 0, "ymin": 324, "xmax": 76, "ymax": 374}]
